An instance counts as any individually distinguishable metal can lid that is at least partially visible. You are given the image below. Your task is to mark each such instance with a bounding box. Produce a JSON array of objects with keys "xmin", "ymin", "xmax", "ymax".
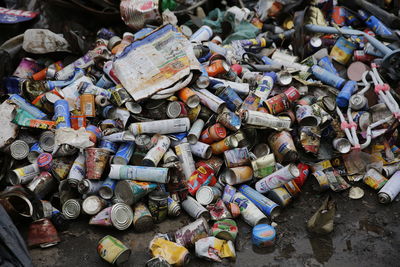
[
  {"xmin": 115, "ymin": 180, "xmax": 134, "ymax": 205},
  {"xmin": 288, "ymin": 164, "xmax": 300, "ymax": 177},
  {"xmin": 349, "ymin": 94, "xmax": 367, "ymax": 110},
  {"xmin": 333, "ymin": 138, "xmax": 351, "ymax": 154},
  {"xmin": 39, "ymin": 131, "xmax": 55, "ymax": 152},
  {"xmin": 378, "ymin": 192, "xmax": 391, "ymax": 204},
  {"xmin": 77, "ymin": 179, "xmax": 90, "ymax": 194},
  {"xmin": 196, "ymin": 186, "xmax": 214, "ymax": 205},
  {"xmin": 185, "ymin": 94, "xmax": 200, "ymax": 109},
  {"xmin": 62, "ymin": 199, "xmax": 81, "ymax": 219},
  {"xmin": 37, "ymin": 152, "xmax": 52, "ymax": 167},
  {"xmin": 10, "ymin": 140, "xmax": 29, "ymax": 160},
  {"xmin": 111, "ymin": 203, "xmax": 133, "ymax": 230},
  {"xmin": 166, "ymin": 101, "xmax": 182, "ymax": 119},
  {"xmin": 82, "ymin": 195, "xmax": 104, "ymax": 215}
]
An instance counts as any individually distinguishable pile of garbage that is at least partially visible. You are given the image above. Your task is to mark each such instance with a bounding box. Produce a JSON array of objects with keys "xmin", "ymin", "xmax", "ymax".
[{"xmin": 1, "ymin": 0, "xmax": 400, "ymax": 266}]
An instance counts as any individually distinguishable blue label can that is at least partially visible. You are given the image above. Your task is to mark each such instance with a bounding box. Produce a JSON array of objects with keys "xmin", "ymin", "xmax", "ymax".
[
  {"xmin": 358, "ymin": 10, "xmax": 392, "ymax": 36},
  {"xmin": 216, "ymin": 86, "xmax": 243, "ymax": 112},
  {"xmin": 99, "ymin": 140, "xmax": 119, "ymax": 154},
  {"xmin": 252, "ymin": 224, "xmax": 276, "ymax": 247},
  {"xmin": 99, "ymin": 177, "xmax": 117, "ymax": 199},
  {"xmin": 54, "ymin": 99, "xmax": 71, "ymax": 128},
  {"xmin": 113, "ymin": 142, "xmax": 136, "ymax": 165},
  {"xmin": 239, "ymin": 185, "xmax": 280, "ymax": 218},
  {"xmin": 311, "ymin": 65, "xmax": 345, "ymax": 89},
  {"xmin": 8, "ymin": 94, "xmax": 47, "ymax": 119},
  {"xmin": 318, "ymin": 56, "xmax": 339, "ymax": 76},
  {"xmin": 337, "ymin": 81, "xmax": 357, "ymax": 108},
  {"xmin": 222, "ymin": 184, "xmax": 237, "ymax": 204},
  {"xmin": 330, "ymin": 37, "xmax": 357, "ymax": 65}
]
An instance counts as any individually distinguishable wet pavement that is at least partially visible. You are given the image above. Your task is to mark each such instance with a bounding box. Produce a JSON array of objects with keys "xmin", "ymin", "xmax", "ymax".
[{"xmin": 26, "ymin": 181, "xmax": 400, "ymax": 266}]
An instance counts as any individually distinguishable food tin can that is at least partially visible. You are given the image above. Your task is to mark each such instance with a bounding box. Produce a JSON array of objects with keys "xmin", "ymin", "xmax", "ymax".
[
  {"xmin": 283, "ymin": 180, "xmax": 301, "ymax": 197},
  {"xmin": 199, "ymin": 123, "xmax": 227, "ymax": 144},
  {"xmin": 211, "ymin": 219, "xmax": 238, "ymax": 241},
  {"xmin": 378, "ymin": 171, "xmax": 400, "ymax": 204},
  {"xmin": 224, "ymin": 147, "xmax": 250, "ymax": 168},
  {"xmin": 268, "ymin": 131, "xmax": 298, "ymax": 163},
  {"xmin": 190, "ymin": 141, "xmax": 212, "ymax": 159},
  {"xmin": 221, "ymin": 166, "xmax": 253, "ymax": 185},
  {"xmin": 267, "ymin": 187, "xmax": 292, "ymax": 207},
  {"xmin": 26, "ymin": 171, "xmax": 56, "ymax": 199},
  {"xmin": 110, "ymin": 203, "xmax": 133, "ymax": 230},
  {"xmin": 148, "ymin": 191, "xmax": 169, "ymax": 223},
  {"xmin": 251, "ymin": 154, "xmax": 276, "ymax": 179},
  {"xmin": 39, "ymin": 131, "xmax": 55, "ymax": 152},
  {"xmin": 82, "ymin": 195, "xmax": 107, "ymax": 215},
  {"xmin": 28, "ymin": 142, "xmax": 44, "ymax": 163},
  {"xmin": 252, "ymin": 224, "xmax": 276, "ymax": 247},
  {"xmin": 9, "ymin": 164, "xmax": 40, "ymax": 185},
  {"xmin": 187, "ymin": 119, "xmax": 205, "ymax": 144},
  {"xmin": 97, "ymin": 235, "xmax": 131, "ymax": 265},
  {"xmin": 62, "ymin": 199, "xmax": 81, "ymax": 219},
  {"xmin": 256, "ymin": 164, "xmax": 300, "ymax": 193},
  {"xmin": 174, "ymin": 217, "xmax": 210, "ymax": 248},
  {"xmin": 133, "ymin": 202, "xmax": 154, "ymax": 232},
  {"xmin": 78, "ymin": 179, "xmax": 103, "ymax": 195},
  {"xmin": 37, "ymin": 152, "xmax": 53, "ymax": 171},
  {"xmin": 196, "ymin": 186, "xmax": 221, "ymax": 205},
  {"xmin": 177, "ymin": 87, "xmax": 200, "ymax": 108},
  {"xmin": 264, "ymin": 93, "xmax": 290, "ymax": 115},
  {"xmin": 363, "ymin": 168, "xmax": 388, "ymax": 190},
  {"xmin": 182, "ymin": 196, "xmax": 210, "ymax": 221},
  {"xmin": 10, "ymin": 140, "xmax": 30, "ymax": 160}
]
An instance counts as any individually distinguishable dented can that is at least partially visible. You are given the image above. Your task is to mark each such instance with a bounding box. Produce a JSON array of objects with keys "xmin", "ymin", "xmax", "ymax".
[
  {"xmin": 9, "ymin": 164, "xmax": 40, "ymax": 185},
  {"xmin": 175, "ymin": 217, "xmax": 210, "ymax": 248},
  {"xmin": 268, "ymin": 131, "xmax": 298, "ymax": 163},
  {"xmin": 199, "ymin": 123, "xmax": 227, "ymax": 144},
  {"xmin": 251, "ymin": 153, "xmax": 276, "ymax": 179}
]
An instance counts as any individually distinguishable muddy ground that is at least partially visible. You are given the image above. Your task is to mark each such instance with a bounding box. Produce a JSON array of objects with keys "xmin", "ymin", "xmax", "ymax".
[{"xmin": 25, "ymin": 181, "xmax": 400, "ymax": 267}]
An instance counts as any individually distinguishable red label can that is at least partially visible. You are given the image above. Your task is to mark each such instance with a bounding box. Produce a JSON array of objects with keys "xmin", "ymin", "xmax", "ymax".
[
  {"xmin": 284, "ymin": 86, "xmax": 300, "ymax": 102},
  {"xmin": 293, "ymin": 163, "xmax": 310, "ymax": 188},
  {"xmin": 264, "ymin": 93, "xmax": 290, "ymax": 115},
  {"xmin": 199, "ymin": 123, "xmax": 227, "ymax": 144}
]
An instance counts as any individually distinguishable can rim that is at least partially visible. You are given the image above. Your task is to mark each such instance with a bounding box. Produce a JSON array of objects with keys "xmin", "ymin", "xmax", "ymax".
[
  {"xmin": 111, "ymin": 203, "xmax": 133, "ymax": 230},
  {"xmin": 196, "ymin": 186, "xmax": 214, "ymax": 205}
]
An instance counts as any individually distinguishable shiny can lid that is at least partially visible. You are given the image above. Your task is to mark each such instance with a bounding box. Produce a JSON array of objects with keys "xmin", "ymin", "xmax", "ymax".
[
  {"xmin": 39, "ymin": 131, "xmax": 55, "ymax": 152},
  {"xmin": 82, "ymin": 195, "xmax": 104, "ymax": 215},
  {"xmin": 99, "ymin": 185, "xmax": 114, "ymax": 200},
  {"xmin": 166, "ymin": 101, "xmax": 182, "ymax": 119},
  {"xmin": 196, "ymin": 186, "xmax": 214, "ymax": 205},
  {"xmin": 115, "ymin": 180, "xmax": 134, "ymax": 205},
  {"xmin": 62, "ymin": 199, "xmax": 81, "ymax": 219},
  {"xmin": 10, "ymin": 140, "xmax": 29, "ymax": 160},
  {"xmin": 111, "ymin": 203, "xmax": 133, "ymax": 230}
]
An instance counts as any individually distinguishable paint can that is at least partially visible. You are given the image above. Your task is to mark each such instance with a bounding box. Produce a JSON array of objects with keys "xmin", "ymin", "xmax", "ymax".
[
  {"xmin": 256, "ymin": 164, "xmax": 300, "ymax": 193},
  {"xmin": 221, "ymin": 166, "xmax": 253, "ymax": 185},
  {"xmin": 363, "ymin": 168, "xmax": 388, "ymax": 190},
  {"xmin": 252, "ymin": 224, "xmax": 276, "ymax": 247},
  {"xmin": 85, "ymin": 148, "xmax": 110, "ymax": 179},
  {"xmin": 233, "ymin": 192, "xmax": 269, "ymax": 226},
  {"xmin": 332, "ymin": 138, "xmax": 351, "ymax": 154},
  {"xmin": 97, "ymin": 235, "xmax": 131, "ymax": 265},
  {"xmin": 283, "ymin": 180, "xmax": 301, "ymax": 197},
  {"xmin": 266, "ymin": 187, "xmax": 292, "ymax": 207},
  {"xmin": 10, "ymin": 140, "xmax": 29, "ymax": 160},
  {"xmin": 113, "ymin": 141, "xmax": 135, "ymax": 165},
  {"xmin": 175, "ymin": 143, "xmax": 196, "ymax": 180},
  {"xmin": 108, "ymin": 165, "xmax": 169, "ymax": 183},
  {"xmin": 187, "ymin": 119, "xmax": 205, "ymax": 144},
  {"xmin": 9, "ymin": 164, "xmax": 40, "ymax": 185},
  {"xmin": 115, "ymin": 180, "xmax": 157, "ymax": 205},
  {"xmin": 133, "ymin": 202, "xmax": 154, "ymax": 232},
  {"xmin": 239, "ymin": 185, "xmax": 280, "ymax": 219},
  {"xmin": 62, "ymin": 199, "xmax": 81, "ymax": 219},
  {"xmin": 39, "ymin": 131, "xmax": 55, "ymax": 152},
  {"xmin": 200, "ymin": 123, "xmax": 227, "ymax": 144},
  {"xmin": 182, "ymin": 196, "xmax": 210, "ymax": 220},
  {"xmin": 196, "ymin": 186, "xmax": 221, "ymax": 205},
  {"xmin": 378, "ymin": 171, "xmax": 400, "ymax": 204},
  {"xmin": 251, "ymin": 154, "xmax": 276, "ymax": 179},
  {"xmin": 174, "ymin": 217, "xmax": 210, "ymax": 248},
  {"xmin": 268, "ymin": 131, "xmax": 298, "ymax": 163},
  {"xmin": 148, "ymin": 191, "xmax": 169, "ymax": 223}
]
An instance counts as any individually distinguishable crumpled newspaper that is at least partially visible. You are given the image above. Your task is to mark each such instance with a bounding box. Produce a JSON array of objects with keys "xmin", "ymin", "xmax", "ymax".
[
  {"xmin": 54, "ymin": 127, "xmax": 93, "ymax": 151},
  {"xmin": 23, "ymin": 29, "xmax": 71, "ymax": 54}
]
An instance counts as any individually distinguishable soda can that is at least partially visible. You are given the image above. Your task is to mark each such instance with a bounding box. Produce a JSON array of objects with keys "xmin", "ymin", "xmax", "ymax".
[
  {"xmin": 98, "ymin": 235, "xmax": 131, "ymax": 265},
  {"xmin": 190, "ymin": 141, "xmax": 212, "ymax": 159},
  {"xmin": 196, "ymin": 186, "xmax": 221, "ymax": 205},
  {"xmin": 216, "ymin": 110, "xmax": 241, "ymax": 131},
  {"xmin": 267, "ymin": 187, "xmax": 292, "ymax": 207},
  {"xmin": 39, "ymin": 131, "xmax": 55, "ymax": 152},
  {"xmin": 332, "ymin": 138, "xmax": 351, "ymax": 154},
  {"xmin": 142, "ymin": 135, "xmax": 170, "ymax": 167},
  {"xmin": 190, "ymin": 25, "xmax": 213, "ymax": 42},
  {"xmin": 239, "ymin": 184, "xmax": 280, "ymax": 219},
  {"xmin": 175, "ymin": 143, "xmax": 196, "ymax": 180},
  {"xmin": 296, "ymin": 105, "xmax": 319, "ymax": 127},
  {"xmin": 177, "ymin": 87, "xmax": 200, "ymax": 108},
  {"xmin": 54, "ymin": 99, "xmax": 71, "ymax": 129},
  {"xmin": 200, "ymin": 123, "xmax": 227, "ymax": 144},
  {"xmin": 216, "ymin": 86, "xmax": 243, "ymax": 112},
  {"xmin": 99, "ymin": 140, "xmax": 119, "ymax": 154},
  {"xmin": 62, "ymin": 199, "xmax": 81, "ymax": 219},
  {"xmin": 148, "ymin": 191, "xmax": 169, "ymax": 223},
  {"xmin": 85, "ymin": 148, "xmax": 110, "ymax": 180},
  {"xmin": 27, "ymin": 171, "xmax": 56, "ymax": 199},
  {"xmin": 256, "ymin": 164, "xmax": 300, "ymax": 193},
  {"xmin": 78, "ymin": 179, "xmax": 103, "ymax": 195},
  {"xmin": 113, "ymin": 141, "xmax": 135, "ymax": 165},
  {"xmin": 167, "ymin": 196, "xmax": 181, "ymax": 217},
  {"xmin": 233, "ymin": 192, "xmax": 269, "ymax": 226},
  {"xmin": 211, "ymin": 136, "xmax": 239, "ymax": 155},
  {"xmin": 378, "ymin": 171, "xmax": 400, "ymax": 204},
  {"xmin": 195, "ymin": 89, "xmax": 226, "ymax": 113},
  {"xmin": 187, "ymin": 119, "xmax": 205, "ymax": 144},
  {"xmin": 221, "ymin": 166, "xmax": 253, "ymax": 185},
  {"xmin": 67, "ymin": 152, "xmax": 86, "ymax": 186},
  {"xmin": 311, "ymin": 65, "xmax": 346, "ymax": 89},
  {"xmin": 251, "ymin": 154, "xmax": 276, "ymax": 179},
  {"xmin": 174, "ymin": 217, "xmax": 210, "ymax": 248},
  {"xmin": 363, "ymin": 168, "xmax": 388, "ymax": 190},
  {"xmin": 268, "ymin": 131, "xmax": 298, "ymax": 163},
  {"xmin": 133, "ymin": 202, "xmax": 154, "ymax": 232},
  {"xmin": 80, "ymin": 94, "xmax": 96, "ymax": 117},
  {"xmin": 252, "ymin": 224, "xmax": 276, "ymax": 248},
  {"xmin": 182, "ymin": 196, "xmax": 210, "ymax": 220},
  {"xmin": 82, "ymin": 195, "xmax": 107, "ymax": 215},
  {"xmin": 108, "ymin": 165, "xmax": 169, "ymax": 183},
  {"xmin": 9, "ymin": 94, "xmax": 47, "ymax": 119},
  {"xmin": 13, "ymin": 57, "xmax": 40, "ymax": 79},
  {"xmin": 9, "ymin": 140, "xmax": 29, "ymax": 160},
  {"xmin": 9, "ymin": 164, "xmax": 40, "ymax": 185},
  {"xmin": 129, "ymin": 118, "xmax": 190, "ymax": 136},
  {"xmin": 224, "ymin": 147, "xmax": 250, "ymax": 168},
  {"xmin": 98, "ymin": 178, "xmax": 117, "ymax": 200},
  {"xmin": 37, "ymin": 152, "xmax": 53, "ymax": 171}
]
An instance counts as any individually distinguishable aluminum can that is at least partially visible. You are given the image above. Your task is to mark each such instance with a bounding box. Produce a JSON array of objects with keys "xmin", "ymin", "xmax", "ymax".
[
  {"xmin": 187, "ymin": 119, "xmax": 204, "ymax": 144},
  {"xmin": 182, "ymin": 196, "xmax": 210, "ymax": 220},
  {"xmin": 97, "ymin": 235, "xmax": 131, "ymax": 265},
  {"xmin": 363, "ymin": 168, "xmax": 388, "ymax": 190},
  {"xmin": 211, "ymin": 136, "xmax": 239, "ymax": 155},
  {"xmin": 99, "ymin": 178, "xmax": 117, "ymax": 200},
  {"xmin": 190, "ymin": 25, "xmax": 213, "ymax": 43},
  {"xmin": 318, "ymin": 56, "xmax": 339, "ymax": 75},
  {"xmin": 113, "ymin": 141, "xmax": 135, "ymax": 165},
  {"xmin": 82, "ymin": 195, "xmax": 107, "ymax": 215},
  {"xmin": 196, "ymin": 186, "xmax": 221, "ymax": 205},
  {"xmin": 256, "ymin": 164, "xmax": 300, "ymax": 193},
  {"xmin": 175, "ymin": 143, "xmax": 196, "ymax": 180},
  {"xmin": 129, "ymin": 118, "xmax": 190, "ymax": 135},
  {"xmin": 293, "ymin": 163, "xmax": 309, "ymax": 187},
  {"xmin": 268, "ymin": 131, "xmax": 298, "ymax": 163},
  {"xmin": 378, "ymin": 171, "xmax": 400, "ymax": 204},
  {"xmin": 190, "ymin": 141, "xmax": 212, "ymax": 159},
  {"xmin": 212, "ymin": 219, "xmax": 238, "ymax": 241},
  {"xmin": 267, "ymin": 187, "xmax": 292, "ymax": 207},
  {"xmin": 221, "ymin": 166, "xmax": 253, "ymax": 185},
  {"xmin": 187, "ymin": 164, "xmax": 217, "ymax": 195},
  {"xmin": 143, "ymin": 135, "xmax": 170, "ymax": 167},
  {"xmin": 133, "ymin": 202, "xmax": 154, "ymax": 232},
  {"xmin": 216, "ymin": 86, "xmax": 243, "ymax": 112},
  {"xmin": 108, "ymin": 165, "xmax": 169, "ymax": 183},
  {"xmin": 54, "ymin": 99, "xmax": 71, "ymax": 128},
  {"xmin": 239, "ymin": 185, "xmax": 280, "ymax": 218},
  {"xmin": 9, "ymin": 164, "xmax": 40, "ymax": 185},
  {"xmin": 10, "ymin": 140, "xmax": 29, "ymax": 160},
  {"xmin": 232, "ymin": 192, "xmax": 269, "ymax": 226},
  {"xmin": 216, "ymin": 110, "xmax": 241, "ymax": 131},
  {"xmin": 148, "ymin": 191, "xmax": 169, "ymax": 223},
  {"xmin": 251, "ymin": 154, "xmax": 276, "ymax": 179},
  {"xmin": 224, "ymin": 147, "xmax": 250, "ymax": 168},
  {"xmin": 199, "ymin": 123, "xmax": 227, "ymax": 144},
  {"xmin": 195, "ymin": 88, "xmax": 226, "ymax": 113},
  {"xmin": 174, "ymin": 217, "xmax": 210, "ymax": 248}
]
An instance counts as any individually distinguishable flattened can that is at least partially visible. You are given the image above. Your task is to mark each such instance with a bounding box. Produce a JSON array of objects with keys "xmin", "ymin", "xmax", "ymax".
[
  {"xmin": 239, "ymin": 184, "xmax": 280, "ymax": 219},
  {"xmin": 182, "ymin": 196, "xmax": 210, "ymax": 220},
  {"xmin": 148, "ymin": 191, "xmax": 169, "ymax": 223},
  {"xmin": 224, "ymin": 147, "xmax": 250, "ymax": 168},
  {"xmin": 267, "ymin": 187, "xmax": 292, "ymax": 207},
  {"xmin": 97, "ymin": 235, "xmax": 131, "ymax": 265},
  {"xmin": 251, "ymin": 154, "xmax": 276, "ymax": 179},
  {"xmin": 255, "ymin": 164, "xmax": 300, "ymax": 193},
  {"xmin": 13, "ymin": 58, "xmax": 40, "ymax": 78},
  {"xmin": 363, "ymin": 168, "xmax": 388, "ymax": 190},
  {"xmin": 9, "ymin": 164, "xmax": 40, "ymax": 185},
  {"xmin": 268, "ymin": 131, "xmax": 298, "ymax": 163},
  {"xmin": 232, "ymin": 192, "xmax": 269, "ymax": 226},
  {"xmin": 174, "ymin": 217, "xmax": 210, "ymax": 248},
  {"xmin": 378, "ymin": 171, "xmax": 400, "ymax": 204}
]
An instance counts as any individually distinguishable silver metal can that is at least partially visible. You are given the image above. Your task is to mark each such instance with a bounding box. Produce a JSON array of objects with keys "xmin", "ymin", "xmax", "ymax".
[
  {"xmin": 142, "ymin": 135, "xmax": 170, "ymax": 167},
  {"xmin": 82, "ymin": 195, "xmax": 107, "ymax": 215},
  {"xmin": 196, "ymin": 186, "xmax": 221, "ymax": 205},
  {"xmin": 9, "ymin": 140, "xmax": 29, "ymax": 160},
  {"xmin": 9, "ymin": 164, "xmax": 40, "ymax": 185},
  {"xmin": 175, "ymin": 143, "xmax": 196, "ymax": 180},
  {"xmin": 190, "ymin": 141, "xmax": 212, "ymax": 159},
  {"xmin": 182, "ymin": 196, "xmax": 210, "ymax": 221},
  {"xmin": 255, "ymin": 164, "xmax": 300, "ymax": 193},
  {"xmin": 187, "ymin": 119, "xmax": 205, "ymax": 144},
  {"xmin": 378, "ymin": 171, "xmax": 400, "ymax": 204},
  {"xmin": 62, "ymin": 199, "xmax": 81, "ymax": 219},
  {"xmin": 110, "ymin": 203, "xmax": 133, "ymax": 230}
]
